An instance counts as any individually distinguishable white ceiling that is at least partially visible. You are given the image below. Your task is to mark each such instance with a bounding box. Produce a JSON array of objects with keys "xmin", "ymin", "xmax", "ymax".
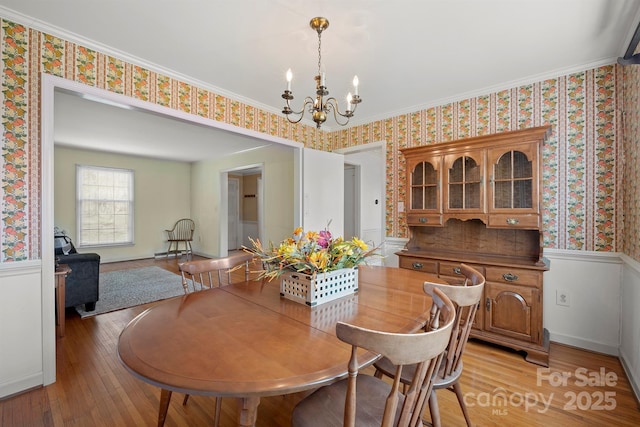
[
  {"xmin": 2, "ymin": 0, "xmax": 640, "ymax": 160},
  {"xmin": 53, "ymin": 90, "xmax": 273, "ymax": 162}
]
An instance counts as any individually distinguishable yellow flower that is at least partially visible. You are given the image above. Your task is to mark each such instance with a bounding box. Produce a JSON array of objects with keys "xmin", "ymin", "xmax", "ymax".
[
  {"xmin": 242, "ymin": 227, "xmax": 378, "ymax": 280},
  {"xmin": 278, "ymin": 242, "xmax": 296, "ymax": 257},
  {"xmin": 309, "ymin": 251, "xmax": 329, "ymax": 270},
  {"xmin": 352, "ymin": 237, "xmax": 368, "ymax": 251}
]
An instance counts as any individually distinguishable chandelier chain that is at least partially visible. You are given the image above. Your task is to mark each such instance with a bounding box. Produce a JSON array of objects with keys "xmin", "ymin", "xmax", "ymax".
[{"xmin": 317, "ymin": 31, "xmax": 322, "ymax": 77}]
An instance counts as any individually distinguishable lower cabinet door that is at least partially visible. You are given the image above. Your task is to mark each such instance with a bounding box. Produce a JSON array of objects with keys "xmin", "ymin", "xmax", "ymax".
[{"xmin": 484, "ymin": 282, "xmax": 540, "ymax": 343}]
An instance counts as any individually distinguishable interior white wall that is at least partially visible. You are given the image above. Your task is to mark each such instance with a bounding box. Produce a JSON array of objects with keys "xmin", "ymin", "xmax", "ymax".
[
  {"xmin": 619, "ymin": 255, "xmax": 640, "ymax": 400},
  {"xmin": 543, "ymin": 249, "xmax": 622, "ymax": 355},
  {"xmin": 54, "ymin": 146, "xmax": 192, "ymax": 262},
  {"xmin": 191, "ymin": 144, "xmax": 296, "ymax": 257}
]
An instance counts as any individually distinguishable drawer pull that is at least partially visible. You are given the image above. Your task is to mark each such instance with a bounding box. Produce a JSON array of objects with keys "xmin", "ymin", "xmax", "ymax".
[
  {"xmin": 502, "ymin": 273, "xmax": 519, "ymax": 282},
  {"xmin": 506, "ymin": 218, "xmax": 520, "ymax": 225},
  {"xmin": 419, "ymin": 217, "xmax": 428, "ymax": 223},
  {"xmin": 412, "ymin": 262, "xmax": 423, "ymax": 270},
  {"xmin": 452, "ymin": 267, "xmax": 462, "ymax": 275},
  {"xmin": 485, "ymin": 297, "xmax": 490, "ymax": 311}
]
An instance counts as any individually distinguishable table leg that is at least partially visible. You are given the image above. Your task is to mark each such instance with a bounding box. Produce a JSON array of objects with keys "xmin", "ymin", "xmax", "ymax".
[
  {"xmin": 237, "ymin": 396, "xmax": 261, "ymax": 427},
  {"xmin": 158, "ymin": 389, "xmax": 172, "ymax": 427}
]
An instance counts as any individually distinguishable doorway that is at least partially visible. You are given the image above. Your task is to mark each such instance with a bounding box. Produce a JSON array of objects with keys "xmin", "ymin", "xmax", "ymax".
[
  {"xmin": 221, "ymin": 165, "xmax": 263, "ymax": 255},
  {"xmin": 336, "ymin": 142, "xmax": 385, "ymax": 250}
]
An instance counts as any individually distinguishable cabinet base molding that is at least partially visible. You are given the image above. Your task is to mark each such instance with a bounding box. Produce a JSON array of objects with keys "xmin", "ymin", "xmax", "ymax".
[{"xmin": 470, "ymin": 328, "xmax": 550, "ymax": 367}]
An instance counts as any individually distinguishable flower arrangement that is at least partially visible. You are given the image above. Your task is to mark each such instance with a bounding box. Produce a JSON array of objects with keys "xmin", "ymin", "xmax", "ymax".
[{"xmin": 244, "ymin": 227, "xmax": 378, "ymax": 281}]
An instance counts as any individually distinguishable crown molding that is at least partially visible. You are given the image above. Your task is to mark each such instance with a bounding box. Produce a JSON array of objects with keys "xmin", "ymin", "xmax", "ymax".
[
  {"xmin": 0, "ymin": 5, "xmax": 626, "ymax": 134},
  {"xmin": 344, "ymin": 57, "xmax": 619, "ymax": 129},
  {"xmin": 0, "ymin": 6, "xmax": 318, "ymax": 126}
]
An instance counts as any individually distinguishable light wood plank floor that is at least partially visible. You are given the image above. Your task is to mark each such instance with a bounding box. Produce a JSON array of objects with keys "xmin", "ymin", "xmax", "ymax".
[{"xmin": 1, "ymin": 256, "xmax": 639, "ymax": 426}]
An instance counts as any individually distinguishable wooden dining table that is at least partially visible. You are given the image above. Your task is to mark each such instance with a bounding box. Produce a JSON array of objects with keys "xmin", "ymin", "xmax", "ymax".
[{"xmin": 117, "ymin": 265, "xmax": 445, "ymax": 427}]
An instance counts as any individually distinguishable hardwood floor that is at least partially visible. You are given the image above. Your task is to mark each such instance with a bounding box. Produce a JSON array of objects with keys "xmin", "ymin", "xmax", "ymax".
[{"xmin": 1, "ymin": 256, "xmax": 639, "ymax": 426}]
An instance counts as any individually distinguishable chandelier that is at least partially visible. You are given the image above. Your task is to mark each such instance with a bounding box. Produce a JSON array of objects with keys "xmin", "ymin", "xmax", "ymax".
[{"xmin": 281, "ymin": 17, "xmax": 362, "ymax": 129}]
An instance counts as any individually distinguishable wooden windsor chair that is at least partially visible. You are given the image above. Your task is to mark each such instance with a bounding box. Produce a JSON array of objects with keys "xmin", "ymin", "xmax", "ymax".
[{"xmin": 291, "ymin": 287, "xmax": 456, "ymax": 427}]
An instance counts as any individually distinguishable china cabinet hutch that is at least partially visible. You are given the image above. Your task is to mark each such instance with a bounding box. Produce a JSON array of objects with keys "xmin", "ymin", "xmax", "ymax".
[{"xmin": 398, "ymin": 126, "xmax": 551, "ymax": 366}]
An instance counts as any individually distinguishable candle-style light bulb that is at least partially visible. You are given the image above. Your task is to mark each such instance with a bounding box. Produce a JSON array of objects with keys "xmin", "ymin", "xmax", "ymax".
[
  {"xmin": 352, "ymin": 75, "xmax": 359, "ymax": 96},
  {"xmin": 347, "ymin": 92, "xmax": 353, "ymax": 110},
  {"xmin": 286, "ymin": 68, "xmax": 293, "ymax": 91}
]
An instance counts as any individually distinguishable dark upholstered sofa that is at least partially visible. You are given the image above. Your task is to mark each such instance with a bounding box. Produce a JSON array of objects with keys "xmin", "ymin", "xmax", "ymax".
[{"xmin": 55, "ymin": 238, "xmax": 100, "ymax": 311}]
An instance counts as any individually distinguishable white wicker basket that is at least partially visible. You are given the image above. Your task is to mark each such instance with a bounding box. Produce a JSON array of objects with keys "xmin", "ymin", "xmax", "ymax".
[{"xmin": 279, "ymin": 267, "xmax": 359, "ymax": 306}]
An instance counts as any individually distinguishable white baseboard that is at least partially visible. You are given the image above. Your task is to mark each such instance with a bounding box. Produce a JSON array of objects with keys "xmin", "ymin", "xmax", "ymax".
[
  {"xmin": 549, "ymin": 333, "xmax": 619, "ymax": 356},
  {"xmin": 619, "ymin": 347, "xmax": 640, "ymax": 404},
  {"xmin": 0, "ymin": 373, "xmax": 42, "ymax": 400}
]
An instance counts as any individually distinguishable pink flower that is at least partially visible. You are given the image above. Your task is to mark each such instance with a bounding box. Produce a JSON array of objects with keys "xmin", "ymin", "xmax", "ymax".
[{"xmin": 317, "ymin": 230, "xmax": 332, "ymax": 248}]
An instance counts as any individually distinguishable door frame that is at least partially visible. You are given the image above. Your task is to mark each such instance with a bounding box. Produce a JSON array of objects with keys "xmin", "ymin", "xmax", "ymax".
[
  {"xmin": 335, "ymin": 141, "xmax": 386, "ymax": 248},
  {"xmin": 219, "ymin": 164, "xmax": 264, "ymax": 256},
  {"xmin": 343, "ymin": 163, "xmax": 361, "ymax": 240},
  {"xmin": 227, "ymin": 177, "xmax": 241, "ymax": 250}
]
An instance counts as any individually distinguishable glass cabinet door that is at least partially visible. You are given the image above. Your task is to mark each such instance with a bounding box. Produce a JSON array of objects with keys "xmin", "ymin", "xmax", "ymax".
[
  {"xmin": 493, "ymin": 151, "xmax": 532, "ymax": 208},
  {"xmin": 488, "ymin": 144, "xmax": 538, "ymax": 213},
  {"xmin": 446, "ymin": 154, "xmax": 482, "ymax": 210},
  {"xmin": 410, "ymin": 159, "xmax": 439, "ymax": 211}
]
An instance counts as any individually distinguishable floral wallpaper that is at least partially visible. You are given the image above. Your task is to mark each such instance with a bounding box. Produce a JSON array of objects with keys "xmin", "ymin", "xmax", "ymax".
[
  {"xmin": 0, "ymin": 15, "xmax": 634, "ymax": 262},
  {"xmin": 0, "ymin": 17, "xmax": 325, "ymax": 261},
  {"xmin": 622, "ymin": 56, "xmax": 640, "ymax": 262},
  {"xmin": 329, "ymin": 67, "xmax": 622, "ymax": 253}
]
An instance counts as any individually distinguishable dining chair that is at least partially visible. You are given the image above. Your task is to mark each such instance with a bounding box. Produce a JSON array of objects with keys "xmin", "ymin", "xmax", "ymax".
[
  {"xmin": 176, "ymin": 252, "xmax": 255, "ymax": 426},
  {"xmin": 178, "ymin": 252, "xmax": 254, "ymax": 293},
  {"xmin": 373, "ymin": 263, "xmax": 485, "ymax": 427},
  {"xmin": 165, "ymin": 218, "xmax": 195, "ymax": 259},
  {"xmin": 291, "ymin": 287, "xmax": 456, "ymax": 427}
]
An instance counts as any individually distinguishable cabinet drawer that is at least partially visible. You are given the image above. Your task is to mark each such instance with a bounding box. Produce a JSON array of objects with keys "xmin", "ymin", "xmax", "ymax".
[
  {"xmin": 438, "ymin": 261, "xmax": 485, "ymax": 278},
  {"xmin": 488, "ymin": 214, "xmax": 539, "ymax": 229},
  {"xmin": 485, "ymin": 266, "xmax": 540, "ymax": 287},
  {"xmin": 406, "ymin": 213, "xmax": 443, "ymax": 226},
  {"xmin": 398, "ymin": 256, "xmax": 438, "ymax": 273},
  {"xmin": 439, "ymin": 262, "xmax": 486, "ymax": 285}
]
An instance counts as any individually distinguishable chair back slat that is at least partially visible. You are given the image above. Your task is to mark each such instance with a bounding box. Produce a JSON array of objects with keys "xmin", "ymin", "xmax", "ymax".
[
  {"xmin": 423, "ymin": 263, "xmax": 485, "ymax": 379},
  {"xmin": 179, "ymin": 253, "xmax": 254, "ymax": 293},
  {"xmin": 337, "ymin": 287, "xmax": 456, "ymax": 427}
]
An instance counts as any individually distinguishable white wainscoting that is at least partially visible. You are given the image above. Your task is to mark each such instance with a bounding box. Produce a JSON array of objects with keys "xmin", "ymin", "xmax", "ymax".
[
  {"xmin": 380, "ymin": 238, "xmax": 408, "ymax": 267},
  {"xmin": 0, "ymin": 261, "xmax": 44, "ymax": 398},
  {"xmin": 619, "ymin": 254, "xmax": 640, "ymax": 401},
  {"xmin": 543, "ymin": 249, "xmax": 623, "ymax": 355}
]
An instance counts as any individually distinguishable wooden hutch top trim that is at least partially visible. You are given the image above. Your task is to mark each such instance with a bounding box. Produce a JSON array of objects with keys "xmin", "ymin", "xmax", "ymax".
[{"xmin": 400, "ymin": 125, "xmax": 551, "ymax": 157}]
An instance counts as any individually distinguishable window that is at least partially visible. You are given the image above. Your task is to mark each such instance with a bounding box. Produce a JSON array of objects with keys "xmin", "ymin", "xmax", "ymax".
[{"xmin": 76, "ymin": 165, "xmax": 134, "ymax": 247}]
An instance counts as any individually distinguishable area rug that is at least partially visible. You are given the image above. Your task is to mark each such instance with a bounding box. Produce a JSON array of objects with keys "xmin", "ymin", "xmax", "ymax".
[{"xmin": 75, "ymin": 266, "xmax": 184, "ymax": 318}]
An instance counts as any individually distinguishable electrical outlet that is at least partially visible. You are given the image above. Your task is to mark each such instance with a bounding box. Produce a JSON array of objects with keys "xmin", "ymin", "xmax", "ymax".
[{"xmin": 556, "ymin": 289, "xmax": 570, "ymax": 307}]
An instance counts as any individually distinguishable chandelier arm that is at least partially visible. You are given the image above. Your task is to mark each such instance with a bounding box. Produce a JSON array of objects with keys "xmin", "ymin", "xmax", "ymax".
[
  {"xmin": 324, "ymin": 97, "xmax": 354, "ymax": 119},
  {"xmin": 324, "ymin": 98, "xmax": 351, "ymax": 126},
  {"xmin": 283, "ymin": 97, "xmax": 316, "ymax": 124}
]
